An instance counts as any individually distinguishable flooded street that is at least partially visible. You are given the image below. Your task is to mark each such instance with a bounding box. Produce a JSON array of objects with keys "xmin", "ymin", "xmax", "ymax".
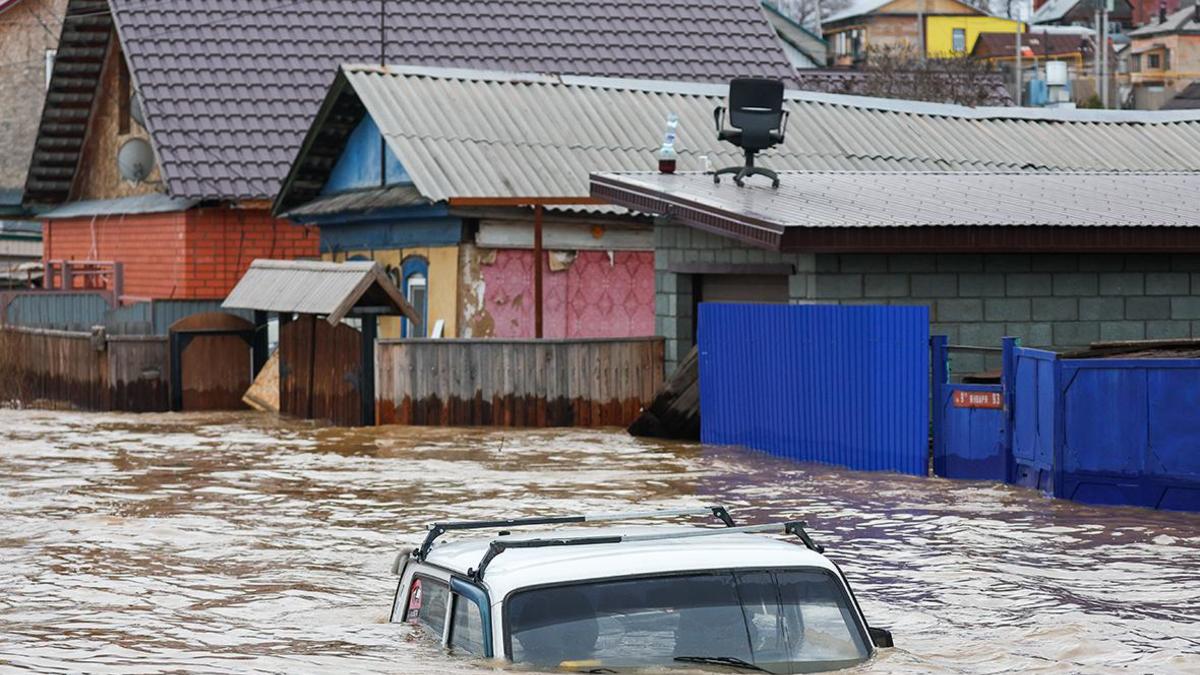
[{"xmin": 1, "ymin": 409, "xmax": 1198, "ymax": 674}]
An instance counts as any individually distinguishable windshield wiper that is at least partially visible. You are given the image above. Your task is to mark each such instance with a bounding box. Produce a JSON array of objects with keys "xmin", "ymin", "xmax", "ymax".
[{"xmin": 673, "ymin": 655, "xmax": 770, "ymax": 672}]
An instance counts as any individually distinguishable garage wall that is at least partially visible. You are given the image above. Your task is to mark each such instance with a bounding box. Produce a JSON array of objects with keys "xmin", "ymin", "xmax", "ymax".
[
  {"xmin": 654, "ymin": 222, "xmax": 815, "ymax": 374},
  {"xmin": 655, "ymin": 221, "xmax": 1200, "ymax": 377}
]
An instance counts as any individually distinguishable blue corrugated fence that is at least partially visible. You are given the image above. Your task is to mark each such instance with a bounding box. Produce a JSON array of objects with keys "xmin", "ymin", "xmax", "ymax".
[{"xmin": 699, "ymin": 303, "xmax": 929, "ymax": 475}]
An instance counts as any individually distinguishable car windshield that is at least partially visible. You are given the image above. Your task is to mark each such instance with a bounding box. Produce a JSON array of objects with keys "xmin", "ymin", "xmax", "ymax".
[{"xmin": 506, "ymin": 569, "xmax": 870, "ymax": 674}]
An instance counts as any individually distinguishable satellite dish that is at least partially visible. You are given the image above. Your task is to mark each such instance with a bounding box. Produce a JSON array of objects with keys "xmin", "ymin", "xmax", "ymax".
[
  {"xmin": 130, "ymin": 93, "xmax": 144, "ymax": 127},
  {"xmin": 117, "ymin": 138, "xmax": 155, "ymax": 183}
]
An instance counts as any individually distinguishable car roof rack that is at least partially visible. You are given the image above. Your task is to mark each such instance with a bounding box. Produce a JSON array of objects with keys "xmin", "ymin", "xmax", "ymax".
[
  {"xmin": 468, "ymin": 520, "xmax": 825, "ymax": 581},
  {"xmin": 416, "ymin": 505, "xmax": 736, "ymax": 561}
]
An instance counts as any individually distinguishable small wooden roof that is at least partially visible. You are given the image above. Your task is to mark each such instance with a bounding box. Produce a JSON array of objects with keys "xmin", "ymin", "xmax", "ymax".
[{"xmin": 223, "ymin": 259, "xmax": 419, "ymax": 325}]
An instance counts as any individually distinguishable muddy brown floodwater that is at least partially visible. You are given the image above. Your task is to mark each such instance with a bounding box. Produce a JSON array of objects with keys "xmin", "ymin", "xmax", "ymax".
[{"xmin": 1, "ymin": 410, "xmax": 1199, "ymax": 674}]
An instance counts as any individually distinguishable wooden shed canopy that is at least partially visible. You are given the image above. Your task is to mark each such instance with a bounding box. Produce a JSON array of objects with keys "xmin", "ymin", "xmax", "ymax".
[{"xmin": 223, "ymin": 260, "xmax": 418, "ymax": 325}]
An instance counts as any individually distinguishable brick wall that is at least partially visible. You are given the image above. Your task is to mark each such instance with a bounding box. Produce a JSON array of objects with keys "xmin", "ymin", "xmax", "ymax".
[
  {"xmin": 184, "ymin": 208, "xmax": 318, "ymax": 299},
  {"xmin": 654, "ymin": 221, "xmax": 1200, "ymax": 375},
  {"xmin": 654, "ymin": 222, "xmax": 815, "ymax": 373},
  {"xmin": 44, "ymin": 210, "xmax": 189, "ymax": 298},
  {"xmin": 45, "ymin": 207, "xmax": 319, "ymax": 300}
]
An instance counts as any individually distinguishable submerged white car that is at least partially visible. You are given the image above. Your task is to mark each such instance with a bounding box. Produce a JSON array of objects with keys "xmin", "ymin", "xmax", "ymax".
[{"xmin": 390, "ymin": 506, "xmax": 893, "ymax": 673}]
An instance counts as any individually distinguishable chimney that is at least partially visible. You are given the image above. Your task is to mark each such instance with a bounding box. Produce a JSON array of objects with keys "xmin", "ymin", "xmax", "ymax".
[{"xmin": 1160, "ymin": 0, "xmax": 1168, "ymax": 23}]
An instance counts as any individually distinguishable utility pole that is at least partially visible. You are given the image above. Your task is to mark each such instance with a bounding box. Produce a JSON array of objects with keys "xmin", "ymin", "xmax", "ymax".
[
  {"xmin": 1016, "ymin": 14, "xmax": 1023, "ymax": 105},
  {"xmin": 918, "ymin": 0, "xmax": 925, "ymax": 62},
  {"xmin": 1015, "ymin": 0, "xmax": 1025, "ymax": 106},
  {"xmin": 1100, "ymin": 1, "xmax": 1109, "ymax": 108},
  {"xmin": 1094, "ymin": 4, "xmax": 1102, "ymax": 106}
]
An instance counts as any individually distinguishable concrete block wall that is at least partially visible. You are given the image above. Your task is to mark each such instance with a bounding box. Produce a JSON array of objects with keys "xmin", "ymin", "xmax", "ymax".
[
  {"xmin": 815, "ymin": 253, "xmax": 1200, "ymax": 374},
  {"xmin": 655, "ymin": 222, "xmax": 814, "ymax": 373},
  {"xmin": 654, "ymin": 219, "xmax": 1200, "ymax": 375}
]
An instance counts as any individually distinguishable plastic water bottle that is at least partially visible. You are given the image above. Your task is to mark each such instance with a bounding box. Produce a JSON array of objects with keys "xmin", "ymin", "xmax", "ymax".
[{"xmin": 658, "ymin": 112, "xmax": 679, "ymax": 174}]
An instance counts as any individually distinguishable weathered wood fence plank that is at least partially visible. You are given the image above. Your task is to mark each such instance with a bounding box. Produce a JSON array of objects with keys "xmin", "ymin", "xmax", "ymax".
[
  {"xmin": 0, "ymin": 326, "xmax": 168, "ymax": 412},
  {"xmin": 375, "ymin": 338, "xmax": 664, "ymax": 427}
]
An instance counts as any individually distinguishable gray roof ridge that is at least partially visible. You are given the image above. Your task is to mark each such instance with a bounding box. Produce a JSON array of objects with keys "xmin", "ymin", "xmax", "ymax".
[
  {"xmin": 344, "ymin": 63, "xmax": 1200, "ymax": 125},
  {"xmin": 595, "ymin": 168, "xmax": 1200, "ymax": 177}
]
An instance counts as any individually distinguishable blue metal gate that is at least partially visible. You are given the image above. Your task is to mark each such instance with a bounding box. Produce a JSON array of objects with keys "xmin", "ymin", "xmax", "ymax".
[
  {"xmin": 930, "ymin": 336, "xmax": 1006, "ymax": 481},
  {"xmin": 1007, "ymin": 345, "xmax": 1059, "ymax": 493},
  {"xmin": 698, "ymin": 303, "xmax": 929, "ymax": 475}
]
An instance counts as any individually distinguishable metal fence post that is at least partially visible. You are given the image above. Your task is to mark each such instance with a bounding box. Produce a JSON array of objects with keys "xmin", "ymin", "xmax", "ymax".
[
  {"xmin": 930, "ymin": 335, "xmax": 949, "ymax": 477},
  {"xmin": 1000, "ymin": 336, "xmax": 1019, "ymax": 484}
]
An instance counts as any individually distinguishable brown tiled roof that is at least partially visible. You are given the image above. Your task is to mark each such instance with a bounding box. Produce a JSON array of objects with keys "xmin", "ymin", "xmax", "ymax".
[
  {"xmin": 26, "ymin": 0, "xmax": 795, "ymax": 205},
  {"xmin": 971, "ymin": 31, "xmax": 1091, "ymax": 59}
]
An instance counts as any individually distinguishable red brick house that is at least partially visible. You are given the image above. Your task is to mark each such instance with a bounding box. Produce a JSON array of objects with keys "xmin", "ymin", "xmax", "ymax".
[{"xmin": 23, "ymin": 1, "xmax": 328, "ymax": 301}]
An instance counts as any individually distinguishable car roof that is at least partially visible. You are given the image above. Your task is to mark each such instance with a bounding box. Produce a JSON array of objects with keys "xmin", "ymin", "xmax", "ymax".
[{"xmin": 420, "ymin": 526, "xmax": 840, "ymax": 602}]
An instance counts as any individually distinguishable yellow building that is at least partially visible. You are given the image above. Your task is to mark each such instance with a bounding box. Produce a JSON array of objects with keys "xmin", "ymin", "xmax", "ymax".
[
  {"xmin": 823, "ymin": 0, "xmax": 1022, "ymax": 64},
  {"xmin": 926, "ymin": 15, "xmax": 1024, "ymax": 58},
  {"xmin": 326, "ymin": 245, "xmax": 460, "ymax": 340}
]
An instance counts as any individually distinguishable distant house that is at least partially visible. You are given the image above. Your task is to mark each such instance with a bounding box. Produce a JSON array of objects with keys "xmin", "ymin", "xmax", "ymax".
[
  {"xmin": 1163, "ymin": 79, "xmax": 1200, "ymax": 108},
  {"xmin": 1128, "ymin": 6, "xmax": 1200, "ymax": 109},
  {"xmin": 0, "ymin": 0, "xmax": 66, "ymax": 280},
  {"xmin": 972, "ymin": 31, "xmax": 1093, "ymax": 70},
  {"xmin": 1031, "ymin": 0, "xmax": 1134, "ymax": 35},
  {"xmin": 823, "ymin": 0, "xmax": 1023, "ymax": 65},
  {"xmin": 1130, "ymin": 0, "xmax": 1184, "ymax": 27}
]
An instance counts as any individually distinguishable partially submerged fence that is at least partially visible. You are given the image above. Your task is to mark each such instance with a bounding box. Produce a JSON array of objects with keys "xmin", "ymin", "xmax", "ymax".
[
  {"xmin": 375, "ymin": 338, "xmax": 664, "ymax": 427},
  {"xmin": 699, "ymin": 304, "xmax": 930, "ymax": 476},
  {"xmin": 0, "ymin": 326, "xmax": 169, "ymax": 412},
  {"xmin": 934, "ymin": 337, "xmax": 1200, "ymax": 512}
]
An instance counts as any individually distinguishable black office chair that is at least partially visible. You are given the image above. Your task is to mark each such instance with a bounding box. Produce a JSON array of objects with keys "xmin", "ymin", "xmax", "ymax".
[{"xmin": 712, "ymin": 78, "xmax": 789, "ymax": 187}]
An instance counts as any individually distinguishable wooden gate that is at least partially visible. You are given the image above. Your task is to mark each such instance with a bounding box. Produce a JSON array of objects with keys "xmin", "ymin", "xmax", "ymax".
[
  {"xmin": 169, "ymin": 312, "xmax": 254, "ymax": 411},
  {"xmin": 279, "ymin": 314, "xmax": 365, "ymax": 426}
]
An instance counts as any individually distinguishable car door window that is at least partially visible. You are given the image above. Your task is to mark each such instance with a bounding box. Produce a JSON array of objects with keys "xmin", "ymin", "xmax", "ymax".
[
  {"xmin": 735, "ymin": 570, "xmax": 789, "ymax": 671},
  {"xmin": 449, "ymin": 593, "xmax": 486, "ymax": 655},
  {"xmin": 775, "ymin": 570, "xmax": 870, "ymax": 665},
  {"xmin": 407, "ymin": 576, "xmax": 449, "ymax": 638}
]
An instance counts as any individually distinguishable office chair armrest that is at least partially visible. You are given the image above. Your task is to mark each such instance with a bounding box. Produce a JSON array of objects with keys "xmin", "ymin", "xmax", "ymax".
[
  {"xmin": 713, "ymin": 106, "xmax": 725, "ymax": 133},
  {"xmin": 777, "ymin": 109, "xmax": 790, "ymax": 141}
]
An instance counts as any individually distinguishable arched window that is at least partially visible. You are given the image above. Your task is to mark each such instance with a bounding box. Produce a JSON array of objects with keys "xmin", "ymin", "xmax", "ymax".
[{"xmin": 401, "ymin": 256, "xmax": 429, "ymax": 338}]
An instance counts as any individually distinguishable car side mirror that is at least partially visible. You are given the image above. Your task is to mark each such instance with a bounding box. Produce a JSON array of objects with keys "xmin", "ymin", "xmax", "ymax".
[
  {"xmin": 391, "ymin": 549, "xmax": 412, "ymax": 576},
  {"xmin": 868, "ymin": 626, "xmax": 894, "ymax": 648}
]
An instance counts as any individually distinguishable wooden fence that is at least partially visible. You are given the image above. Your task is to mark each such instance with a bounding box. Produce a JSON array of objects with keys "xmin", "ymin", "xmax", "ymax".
[
  {"xmin": 0, "ymin": 326, "xmax": 169, "ymax": 412},
  {"xmin": 375, "ymin": 338, "xmax": 665, "ymax": 427}
]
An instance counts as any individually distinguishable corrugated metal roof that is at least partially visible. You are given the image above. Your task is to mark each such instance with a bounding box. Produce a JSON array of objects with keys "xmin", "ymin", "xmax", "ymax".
[
  {"xmin": 590, "ymin": 170, "xmax": 1200, "ymax": 229},
  {"xmin": 279, "ymin": 65, "xmax": 1200, "ymax": 211},
  {"xmin": 1129, "ymin": 6, "xmax": 1199, "ymax": 37},
  {"xmin": 1031, "ymin": 0, "xmax": 1080, "ymax": 24},
  {"xmin": 223, "ymin": 259, "xmax": 417, "ymax": 324},
  {"xmin": 40, "ymin": 194, "xmax": 197, "ymax": 220},
  {"xmin": 761, "ymin": 2, "xmax": 827, "ymax": 67}
]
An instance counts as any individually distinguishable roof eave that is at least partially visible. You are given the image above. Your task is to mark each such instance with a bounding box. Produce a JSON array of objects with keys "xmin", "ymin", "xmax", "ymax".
[{"xmin": 271, "ymin": 68, "xmax": 358, "ymax": 218}]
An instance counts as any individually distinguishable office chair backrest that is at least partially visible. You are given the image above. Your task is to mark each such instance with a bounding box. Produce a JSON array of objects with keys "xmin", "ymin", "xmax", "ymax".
[{"xmin": 727, "ymin": 78, "xmax": 785, "ymax": 149}]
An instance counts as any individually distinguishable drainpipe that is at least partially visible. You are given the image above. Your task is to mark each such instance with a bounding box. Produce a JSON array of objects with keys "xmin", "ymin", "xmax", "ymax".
[
  {"xmin": 1016, "ymin": 21, "xmax": 1023, "ymax": 106},
  {"xmin": 534, "ymin": 204, "xmax": 544, "ymax": 339},
  {"xmin": 1100, "ymin": 5, "xmax": 1108, "ymax": 108},
  {"xmin": 1094, "ymin": 7, "xmax": 1102, "ymax": 103}
]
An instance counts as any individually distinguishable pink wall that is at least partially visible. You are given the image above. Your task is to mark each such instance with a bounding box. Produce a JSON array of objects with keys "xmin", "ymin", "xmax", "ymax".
[{"xmin": 481, "ymin": 250, "xmax": 655, "ymax": 338}]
